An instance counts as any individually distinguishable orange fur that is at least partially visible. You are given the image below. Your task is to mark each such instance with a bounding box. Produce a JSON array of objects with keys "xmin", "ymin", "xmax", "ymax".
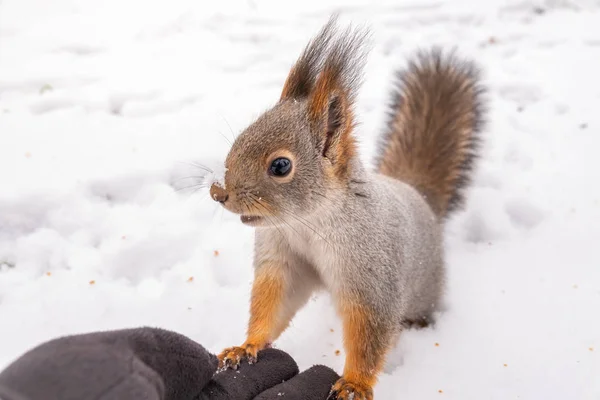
[
  {"xmin": 280, "ymin": 65, "xmax": 301, "ymax": 100},
  {"xmin": 218, "ymin": 264, "xmax": 286, "ymax": 368},
  {"xmin": 331, "ymin": 298, "xmax": 393, "ymax": 399},
  {"xmin": 335, "ymin": 100, "xmax": 357, "ymax": 180},
  {"xmin": 245, "ymin": 265, "xmax": 285, "ymax": 345},
  {"xmin": 308, "ymin": 68, "xmax": 335, "ymax": 122},
  {"xmin": 308, "ymin": 67, "xmax": 357, "ymax": 181}
]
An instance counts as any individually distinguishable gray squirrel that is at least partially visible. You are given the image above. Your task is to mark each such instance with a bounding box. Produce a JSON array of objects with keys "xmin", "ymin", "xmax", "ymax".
[{"xmin": 209, "ymin": 16, "xmax": 485, "ymax": 400}]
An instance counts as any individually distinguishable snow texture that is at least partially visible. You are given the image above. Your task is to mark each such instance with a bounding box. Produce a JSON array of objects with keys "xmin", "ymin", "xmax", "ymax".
[{"xmin": 1, "ymin": 0, "xmax": 599, "ymax": 398}]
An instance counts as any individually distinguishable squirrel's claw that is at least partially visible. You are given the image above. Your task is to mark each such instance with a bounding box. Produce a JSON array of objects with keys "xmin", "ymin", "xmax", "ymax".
[
  {"xmin": 328, "ymin": 378, "xmax": 373, "ymax": 400},
  {"xmin": 217, "ymin": 344, "xmax": 260, "ymax": 371}
]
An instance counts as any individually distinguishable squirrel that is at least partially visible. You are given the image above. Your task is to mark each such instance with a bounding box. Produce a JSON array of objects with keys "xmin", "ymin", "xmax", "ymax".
[{"xmin": 209, "ymin": 16, "xmax": 485, "ymax": 400}]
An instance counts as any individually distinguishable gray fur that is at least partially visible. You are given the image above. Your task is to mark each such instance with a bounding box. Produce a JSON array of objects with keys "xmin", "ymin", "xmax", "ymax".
[
  {"xmin": 253, "ymin": 160, "xmax": 444, "ymax": 339},
  {"xmin": 227, "ymin": 99, "xmax": 444, "ymax": 335},
  {"xmin": 212, "ymin": 17, "xmax": 484, "ymax": 398},
  {"xmin": 223, "ymin": 97, "xmax": 445, "ymax": 348}
]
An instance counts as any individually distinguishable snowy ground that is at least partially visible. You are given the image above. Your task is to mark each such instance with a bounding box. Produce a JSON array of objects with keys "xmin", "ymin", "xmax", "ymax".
[{"xmin": 1, "ymin": 0, "xmax": 599, "ymax": 398}]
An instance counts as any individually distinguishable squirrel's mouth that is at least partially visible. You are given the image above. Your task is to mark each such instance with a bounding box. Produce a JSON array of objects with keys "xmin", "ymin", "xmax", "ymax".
[{"xmin": 240, "ymin": 215, "xmax": 263, "ymax": 226}]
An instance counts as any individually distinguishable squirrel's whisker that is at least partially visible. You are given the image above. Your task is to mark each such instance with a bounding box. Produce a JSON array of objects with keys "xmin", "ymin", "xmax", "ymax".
[
  {"xmin": 174, "ymin": 183, "xmax": 209, "ymax": 192},
  {"xmin": 172, "ymin": 175, "xmax": 207, "ymax": 184},
  {"xmin": 250, "ymin": 194, "xmax": 334, "ymax": 250},
  {"xmin": 243, "ymin": 197, "xmax": 287, "ymax": 244},
  {"xmin": 220, "ymin": 114, "xmax": 238, "ymax": 143},
  {"xmin": 177, "ymin": 161, "xmax": 214, "ymax": 174},
  {"xmin": 217, "ymin": 130, "xmax": 233, "ymax": 146}
]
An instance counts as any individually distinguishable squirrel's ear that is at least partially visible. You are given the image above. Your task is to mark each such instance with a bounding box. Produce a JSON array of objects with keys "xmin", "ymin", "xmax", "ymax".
[
  {"xmin": 309, "ymin": 75, "xmax": 355, "ymax": 173},
  {"xmin": 307, "ymin": 26, "xmax": 369, "ymax": 179},
  {"xmin": 280, "ymin": 17, "xmax": 337, "ymax": 100}
]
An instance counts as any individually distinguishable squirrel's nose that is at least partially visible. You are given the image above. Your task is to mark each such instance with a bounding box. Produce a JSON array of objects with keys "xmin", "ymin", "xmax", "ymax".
[{"xmin": 210, "ymin": 184, "xmax": 229, "ymax": 203}]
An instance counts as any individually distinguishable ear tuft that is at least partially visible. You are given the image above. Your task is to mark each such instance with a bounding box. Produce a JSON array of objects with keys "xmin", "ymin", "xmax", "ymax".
[
  {"xmin": 307, "ymin": 23, "xmax": 369, "ymax": 122},
  {"xmin": 280, "ymin": 16, "xmax": 337, "ymax": 100}
]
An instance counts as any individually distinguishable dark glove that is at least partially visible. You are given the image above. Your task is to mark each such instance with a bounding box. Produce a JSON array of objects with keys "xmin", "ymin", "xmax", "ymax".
[
  {"xmin": 0, "ymin": 327, "xmax": 340, "ymax": 400},
  {"xmin": 254, "ymin": 364, "xmax": 341, "ymax": 400},
  {"xmin": 0, "ymin": 327, "xmax": 217, "ymax": 400},
  {"xmin": 197, "ymin": 348, "xmax": 298, "ymax": 400}
]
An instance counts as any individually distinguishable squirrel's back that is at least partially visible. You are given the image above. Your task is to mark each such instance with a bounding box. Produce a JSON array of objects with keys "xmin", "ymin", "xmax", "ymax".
[{"xmin": 375, "ymin": 48, "xmax": 486, "ymax": 219}]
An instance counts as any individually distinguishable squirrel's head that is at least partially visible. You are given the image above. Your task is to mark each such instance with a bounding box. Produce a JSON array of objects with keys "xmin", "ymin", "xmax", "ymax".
[{"xmin": 210, "ymin": 17, "xmax": 369, "ymax": 227}]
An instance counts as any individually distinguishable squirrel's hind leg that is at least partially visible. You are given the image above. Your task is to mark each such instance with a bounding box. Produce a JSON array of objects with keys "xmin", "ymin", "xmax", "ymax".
[{"xmin": 328, "ymin": 297, "xmax": 397, "ymax": 400}]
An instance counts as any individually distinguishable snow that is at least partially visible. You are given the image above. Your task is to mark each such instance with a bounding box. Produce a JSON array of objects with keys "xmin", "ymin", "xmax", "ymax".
[{"xmin": 1, "ymin": 0, "xmax": 599, "ymax": 398}]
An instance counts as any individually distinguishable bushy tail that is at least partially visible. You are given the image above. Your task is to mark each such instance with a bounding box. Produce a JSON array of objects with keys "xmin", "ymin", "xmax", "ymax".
[{"xmin": 375, "ymin": 48, "xmax": 486, "ymax": 218}]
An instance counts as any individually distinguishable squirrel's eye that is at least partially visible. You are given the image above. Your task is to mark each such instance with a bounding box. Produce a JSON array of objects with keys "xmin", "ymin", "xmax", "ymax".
[{"xmin": 269, "ymin": 157, "xmax": 292, "ymax": 177}]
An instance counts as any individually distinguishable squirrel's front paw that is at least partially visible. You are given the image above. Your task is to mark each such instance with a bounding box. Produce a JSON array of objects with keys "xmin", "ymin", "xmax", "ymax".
[
  {"xmin": 328, "ymin": 378, "xmax": 373, "ymax": 400},
  {"xmin": 217, "ymin": 343, "xmax": 261, "ymax": 370}
]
